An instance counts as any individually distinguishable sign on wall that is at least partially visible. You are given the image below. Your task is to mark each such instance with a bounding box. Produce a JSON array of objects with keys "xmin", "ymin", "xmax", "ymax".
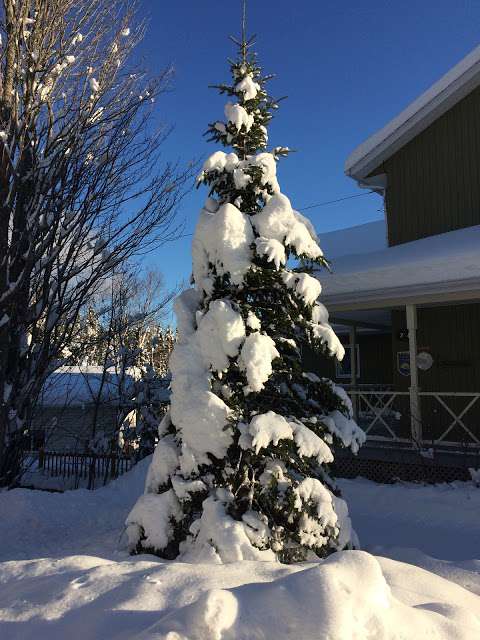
[
  {"xmin": 397, "ymin": 351, "xmax": 410, "ymax": 377},
  {"xmin": 397, "ymin": 349, "xmax": 433, "ymax": 376}
]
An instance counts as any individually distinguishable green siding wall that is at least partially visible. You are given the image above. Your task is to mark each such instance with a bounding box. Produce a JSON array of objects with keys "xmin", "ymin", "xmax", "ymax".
[
  {"xmin": 391, "ymin": 303, "xmax": 480, "ymax": 393},
  {"xmin": 372, "ymin": 85, "xmax": 480, "ymax": 246},
  {"xmin": 303, "ymin": 333, "xmax": 393, "ymax": 385}
]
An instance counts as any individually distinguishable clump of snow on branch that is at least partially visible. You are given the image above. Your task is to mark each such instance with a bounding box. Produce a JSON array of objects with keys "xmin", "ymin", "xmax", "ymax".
[
  {"xmin": 235, "ymin": 74, "xmax": 261, "ymax": 100},
  {"xmin": 253, "ymin": 193, "xmax": 323, "ymax": 259},
  {"xmin": 291, "ymin": 420, "xmax": 334, "ymax": 464},
  {"xmin": 255, "ymin": 236, "xmax": 286, "ymax": 269},
  {"xmin": 198, "ymin": 150, "xmax": 280, "ymax": 197},
  {"xmin": 249, "ymin": 411, "xmax": 294, "ymax": 453},
  {"xmin": 283, "ymin": 272, "xmax": 322, "ymax": 305},
  {"xmin": 225, "ymin": 102, "xmax": 254, "ymax": 132},
  {"xmin": 294, "ymin": 478, "xmax": 340, "ymax": 548},
  {"xmin": 144, "ymin": 429, "xmax": 179, "ymax": 493},
  {"xmin": 126, "ymin": 490, "xmax": 181, "ymax": 552},
  {"xmin": 168, "ymin": 324, "xmax": 234, "ymax": 473},
  {"xmin": 201, "ymin": 151, "xmax": 240, "ymax": 175},
  {"xmin": 181, "ymin": 495, "xmax": 276, "ymax": 563},
  {"xmin": 192, "ymin": 202, "xmax": 254, "ymax": 293},
  {"xmin": 324, "ymin": 410, "xmax": 366, "ymax": 455},
  {"xmin": 309, "ymin": 302, "xmax": 345, "ymax": 360},
  {"xmin": 196, "ymin": 300, "xmax": 246, "ymax": 372},
  {"xmin": 239, "ymin": 333, "xmax": 279, "ymax": 393}
]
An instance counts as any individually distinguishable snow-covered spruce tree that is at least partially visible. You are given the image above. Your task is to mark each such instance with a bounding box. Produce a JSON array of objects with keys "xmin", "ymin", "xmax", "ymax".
[{"xmin": 126, "ymin": 37, "xmax": 365, "ymax": 563}]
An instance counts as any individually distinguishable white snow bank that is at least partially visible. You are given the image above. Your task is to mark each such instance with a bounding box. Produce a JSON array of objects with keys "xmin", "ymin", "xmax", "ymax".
[
  {"xmin": 2, "ymin": 549, "xmax": 479, "ymax": 640},
  {"xmin": 147, "ymin": 550, "xmax": 480, "ymax": 640},
  {"xmin": 1, "ymin": 458, "xmax": 480, "ymax": 639},
  {"xmin": 339, "ymin": 476, "xmax": 480, "ymax": 562},
  {"xmin": 2, "ymin": 458, "xmax": 480, "ymax": 565}
]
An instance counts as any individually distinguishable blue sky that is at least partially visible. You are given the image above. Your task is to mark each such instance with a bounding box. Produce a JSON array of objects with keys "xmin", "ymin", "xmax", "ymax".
[{"xmin": 136, "ymin": 0, "xmax": 480, "ymax": 309}]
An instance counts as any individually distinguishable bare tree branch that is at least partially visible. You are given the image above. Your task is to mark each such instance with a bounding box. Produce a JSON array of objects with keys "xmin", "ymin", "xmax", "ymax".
[{"xmin": 0, "ymin": 0, "xmax": 192, "ymax": 485}]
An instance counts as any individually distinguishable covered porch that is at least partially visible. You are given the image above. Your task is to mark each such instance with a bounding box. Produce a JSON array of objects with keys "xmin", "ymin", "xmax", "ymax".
[{"xmin": 313, "ymin": 224, "xmax": 480, "ymax": 480}]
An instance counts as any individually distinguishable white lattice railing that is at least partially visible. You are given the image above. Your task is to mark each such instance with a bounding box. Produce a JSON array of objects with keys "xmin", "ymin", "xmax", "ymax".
[
  {"xmin": 347, "ymin": 389, "xmax": 480, "ymax": 446},
  {"xmin": 420, "ymin": 392, "xmax": 480, "ymax": 445},
  {"xmin": 348, "ymin": 390, "xmax": 409, "ymax": 442}
]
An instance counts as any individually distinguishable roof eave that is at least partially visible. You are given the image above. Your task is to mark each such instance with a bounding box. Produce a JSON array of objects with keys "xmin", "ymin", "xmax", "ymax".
[
  {"xmin": 345, "ymin": 52, "xmax": 480, "ymax": 181},
  {"xmin": 321, "ymin": 276, "xmax": 480, "ymax": 312}
]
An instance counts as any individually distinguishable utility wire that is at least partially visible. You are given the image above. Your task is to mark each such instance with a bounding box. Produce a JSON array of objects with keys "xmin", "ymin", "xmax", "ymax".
[
  {"xmin": 171, "ymin": 190, "xmax": 377, "ymax": 240},
  {"xmin": 298, "ymin": 190, "xmax": 374, "ymax": 211}
]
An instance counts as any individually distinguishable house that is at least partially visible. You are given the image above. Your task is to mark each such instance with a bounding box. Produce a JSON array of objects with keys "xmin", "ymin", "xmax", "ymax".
[
  {"xmin": 29, "ymin": 366, "xmax": 137, "ymax": 452},
  {"xmin": 308, "ymin": 45, "xmax": 480, "ymax": 481},
  {"xmin": 30, "ymin": 366, "xmax": 172, "ymax": 454}
]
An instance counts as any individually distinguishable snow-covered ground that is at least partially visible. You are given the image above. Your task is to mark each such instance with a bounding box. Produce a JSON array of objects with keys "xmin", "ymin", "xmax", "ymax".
[{"xmin": 0, "ymin": 457, "xmax": 479, "ymax": 639}]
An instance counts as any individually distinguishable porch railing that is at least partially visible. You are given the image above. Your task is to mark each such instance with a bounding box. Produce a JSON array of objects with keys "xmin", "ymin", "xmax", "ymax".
[
  {"xmin": 347, "ymin": 389, "xmax": 480, "ymax": 447},
  {"xmin": 420, "ymin": 392, "xmax": 480, "ymax": 445}
]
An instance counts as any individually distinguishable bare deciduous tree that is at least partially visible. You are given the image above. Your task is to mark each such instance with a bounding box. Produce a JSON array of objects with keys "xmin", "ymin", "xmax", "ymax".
[{"xmin": 0, "ymin": 0, "xmax": 190, "ymax": 484}]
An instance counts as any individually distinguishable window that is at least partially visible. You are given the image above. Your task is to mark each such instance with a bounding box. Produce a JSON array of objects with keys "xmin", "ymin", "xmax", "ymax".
[{"xmin": 335, "ymin": 345, "xmax": 360, "ymax": 379}]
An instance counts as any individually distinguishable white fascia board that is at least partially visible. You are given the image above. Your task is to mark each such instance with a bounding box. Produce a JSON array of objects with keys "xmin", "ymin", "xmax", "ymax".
[
  {"xmin": 345, "ymin": 45, "xmax": 480, "ymax": 180},
  {"xmin": 322, "ymin": 277, "xmax": 480, "ymax": 312}
]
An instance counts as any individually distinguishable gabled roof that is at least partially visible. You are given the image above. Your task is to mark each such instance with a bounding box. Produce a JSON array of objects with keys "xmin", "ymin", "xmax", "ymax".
[
  {"xmin": 39, "ymin": 366, "xmax": 137, "ymax": 407},
  {"xmin": 345, "ymin": 45, "xmax": 480, "ymax": 181}
]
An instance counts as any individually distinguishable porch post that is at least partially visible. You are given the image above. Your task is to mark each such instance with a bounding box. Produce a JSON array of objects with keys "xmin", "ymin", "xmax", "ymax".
[
  {"xmin": 349, "ymin": 325, "xmax": 359, "ymax": 422},
  {"xmin": 406, "ymin": 304, "xmax": 422, "ymax": 444}
]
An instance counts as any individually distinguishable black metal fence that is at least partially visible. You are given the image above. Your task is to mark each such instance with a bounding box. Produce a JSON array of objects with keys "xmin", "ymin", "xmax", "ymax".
[{"xmin": 37, "ymin": 450, "xmax": 133, "ymax": 489}]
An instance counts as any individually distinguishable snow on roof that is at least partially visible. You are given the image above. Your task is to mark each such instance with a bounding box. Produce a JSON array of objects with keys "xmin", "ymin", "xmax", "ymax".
[
  {"xmin": 319, "ymin": 220, "xmax": 387, "ymax": 260},
  {"xmin": 318, "ymin": 224, "xmax": 480, "ymax": 309},
  {"xmin": 39, "ymin": 366, "xmax": 137, "ymax": 407},
  {"xmin": 345, "ymin": 45, "xmax": 480, "ymax": 180}
]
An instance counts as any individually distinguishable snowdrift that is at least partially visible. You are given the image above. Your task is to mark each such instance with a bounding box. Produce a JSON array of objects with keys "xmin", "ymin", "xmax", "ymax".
[
  {"xmin": 1, "ymin": 550, "xmax": 479, "ymax": 640},
  {"xmin": 1, "ymin": 458, "xmax": 480, "ymax": 639},
  {"xmin": 143, "ymin": 551, "xmax": 480, "ymax": 640}
]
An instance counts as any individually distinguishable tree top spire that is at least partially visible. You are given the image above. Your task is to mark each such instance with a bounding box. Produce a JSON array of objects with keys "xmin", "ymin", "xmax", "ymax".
[
  {"xmin": 230, "ymin": 0, "xmax": 255, "ymax": 63},
  {"xmin": 241, "ymin": 0, "xmax": 247, "ymax": 62}
]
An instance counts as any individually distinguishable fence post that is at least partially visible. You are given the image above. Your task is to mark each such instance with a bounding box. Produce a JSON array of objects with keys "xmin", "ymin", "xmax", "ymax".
[
  {"xmin": 38, "ymin": 448, "xmax": 45, "ymax": 470},
  {"xmin": 406, "ymin": 304, "xmax": 422, "ymax": 444}
]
